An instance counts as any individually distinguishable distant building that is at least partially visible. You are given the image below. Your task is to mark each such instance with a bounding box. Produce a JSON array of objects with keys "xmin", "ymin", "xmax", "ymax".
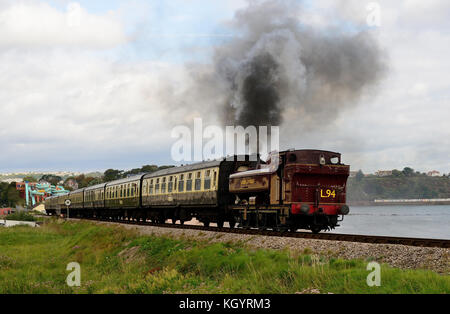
[
  {"xmin": 427, "ymin": 170, "xmax": 441, "ymax": 177},
  {"xmin": 375, "ymin": 170, "xmax": 392, "ymax": 177},
  {"xmin": 0, "ymin": 178, "xmax": 23, "ymax": 184},
  {"xmin": 65, "ymin": 179, "xmax": 79, "ymax": 190},
  {"xmin": 0, "ymin": 208, "xmax": 13, "ymax": 216},
  {"xmin": 15, "ymin": 182, "xmax": 46, "ymax": 203}
]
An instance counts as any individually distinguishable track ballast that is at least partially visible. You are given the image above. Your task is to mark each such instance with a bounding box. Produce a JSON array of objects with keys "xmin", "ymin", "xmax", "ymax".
[{"xmin": 78, "ymin": 217, "xmax": 450, "ymax": 249}]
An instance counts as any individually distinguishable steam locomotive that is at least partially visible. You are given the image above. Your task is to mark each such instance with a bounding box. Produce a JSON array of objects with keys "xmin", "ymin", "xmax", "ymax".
[{"xmin": 45, "ymin": 149, "xmax": 350, "ymax": 233}]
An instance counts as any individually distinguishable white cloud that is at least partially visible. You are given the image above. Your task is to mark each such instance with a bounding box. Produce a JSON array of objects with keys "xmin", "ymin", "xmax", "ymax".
[
  {"xmin": 0, "ymin": 0, "xmax": 449, "ymax": 174},
  {"xmin": 0, "ymin": 1, "xmax": 126, "ymax": 49},
  {"xmin": 0, "ymin": 48, "xmax": 188, "ymax": 171}
]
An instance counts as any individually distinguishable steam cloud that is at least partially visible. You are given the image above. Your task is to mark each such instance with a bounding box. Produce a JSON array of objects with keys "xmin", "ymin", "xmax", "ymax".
[{"xmin": 187, "ymin": 0, "xmax": 386, "ymax": 130}]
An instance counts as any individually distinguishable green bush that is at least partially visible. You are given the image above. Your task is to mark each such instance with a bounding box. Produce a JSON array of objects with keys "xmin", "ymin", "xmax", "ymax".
[{"xmin": 5, "ymin": 212, "xmax": 36, "ymax": 222}]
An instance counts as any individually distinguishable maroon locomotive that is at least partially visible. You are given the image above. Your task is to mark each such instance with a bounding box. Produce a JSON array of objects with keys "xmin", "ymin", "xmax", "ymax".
[{"xmin": 229, "ymin": 150, "xmax": 350, "ymax": 233}]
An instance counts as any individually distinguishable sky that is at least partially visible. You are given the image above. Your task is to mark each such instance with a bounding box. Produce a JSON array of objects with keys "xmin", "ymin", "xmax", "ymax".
[{"xmin": 0, "ymin": 0, "xmax": 449, "ymax": 174}]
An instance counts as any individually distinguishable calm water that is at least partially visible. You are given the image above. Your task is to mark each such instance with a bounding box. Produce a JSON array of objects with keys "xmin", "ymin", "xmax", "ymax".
[{"xmin": 333, "ymin": 205, "xmax": 450, "ymax": 239}]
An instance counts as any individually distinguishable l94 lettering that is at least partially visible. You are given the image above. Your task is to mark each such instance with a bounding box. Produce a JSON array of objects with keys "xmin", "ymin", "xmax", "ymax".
[{"xmin": 321, "ymin": 189, "xmax": 336, "ymax": 198}]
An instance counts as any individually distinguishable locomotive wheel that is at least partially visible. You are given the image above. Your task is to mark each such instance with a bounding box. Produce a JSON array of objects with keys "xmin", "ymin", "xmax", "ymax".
[
  {"xmin": 217, "ymin": 220, "xmax": 224, "ymax": 228},
  {"xmin": 311, "ymin": 226, "xmax": 322, "ymax": 234},
  {"xmin": 229, "ymin": 220, "xmax": 236, "ymax": 229},
  {"xmin": 172, "ymin": 218, "xmax": 177, "ymax": 225},
  {"xmin": 203, "ymin": 221, "xmax": 210, "ymax": 227}
]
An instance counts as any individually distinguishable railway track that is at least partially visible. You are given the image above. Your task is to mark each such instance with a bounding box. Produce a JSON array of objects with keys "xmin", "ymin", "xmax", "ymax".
[{"xmin": 78, "ymin": 217, "xmax": 450, "ymax": 249}]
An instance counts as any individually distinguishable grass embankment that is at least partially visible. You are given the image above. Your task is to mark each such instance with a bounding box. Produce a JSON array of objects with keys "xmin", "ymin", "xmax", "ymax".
[{"xmin": 0, "ymin": 220, "xmax": 448, "ymax": 294}]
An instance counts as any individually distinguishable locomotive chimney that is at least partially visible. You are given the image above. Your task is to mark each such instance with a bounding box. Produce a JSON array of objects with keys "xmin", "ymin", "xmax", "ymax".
[{"xmin": 256, "ymin": 129, "xmax": 261, "ymax": 168}]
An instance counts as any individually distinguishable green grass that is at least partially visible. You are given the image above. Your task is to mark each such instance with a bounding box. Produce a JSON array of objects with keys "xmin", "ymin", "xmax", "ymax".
[{"xmin": 0, "ymin": 220, "xmax": 448, "ymax": 294}]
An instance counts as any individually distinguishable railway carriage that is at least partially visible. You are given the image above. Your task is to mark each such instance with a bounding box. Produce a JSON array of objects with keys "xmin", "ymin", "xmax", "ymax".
[
  {"xmin": 65, "ymin": 188, "xmax": 85, "ymax": 216},
  {"xmin": 84, "ymin": 183, "xmax": 106, "ymax": 215},
  {"xmin": 104, "ymin": 176, "xmax": 141, "ymax": 220},
  {"xmin": 56, "ymin": 193, "xmax": 69, "ymax": 215},
  {"xmin": 141, "ymin": 158, "xmax": 256, "ymax": 226},
  {"xmin": 45, "ymin": 195, "xmax": 57, "ymax": 215}
]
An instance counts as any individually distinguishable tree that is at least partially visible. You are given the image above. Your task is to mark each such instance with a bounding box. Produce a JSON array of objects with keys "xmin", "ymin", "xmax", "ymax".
[
  {"xmin": 7, "ymin": 184, "xmax": 22, "ymax": 207},
  {"xmin": 392, "ymin": 170, "xmax": 403, "ymax": 177},
  {"xmin": 40, "ymin": 175, "xmax": 62, "ymax": 186},
  {"xmin": 402, "ymin": 167, "xmax": 415, "ymax": 177},
  {"xmin": 87, "ymin": 178, "xmax": 104, "ymax": 187},
  {"xmin": 141, "ymin": 165, "xmax": 159, "ymax": 173},
  {"xmin": 355, "ymin": 170, "xmax": 365, "ymax": 181},
  {"xmin": 103, "ymin": 169, "xmax": 124, "ymax": 182},
  {"xmin": 0, "ymin": 182, "xmax": 24, "ymax": 207},
  {"xmin": 22, "ymin": 176, "xmax": 37, "ymax": 182}
]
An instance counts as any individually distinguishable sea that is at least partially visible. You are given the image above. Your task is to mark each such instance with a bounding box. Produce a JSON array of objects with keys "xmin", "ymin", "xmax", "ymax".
[{"xmin": 334, "ymin": 205, "xmax": 450, "ymax": 240}]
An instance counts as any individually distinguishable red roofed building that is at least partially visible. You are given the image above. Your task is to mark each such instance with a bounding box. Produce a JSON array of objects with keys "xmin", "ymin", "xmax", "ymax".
[{"xmin": 0, "ymin": 208, "xmax": 13, "ymax": 216}]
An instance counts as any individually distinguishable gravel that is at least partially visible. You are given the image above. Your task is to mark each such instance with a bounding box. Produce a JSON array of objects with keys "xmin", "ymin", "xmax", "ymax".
[{"xmin": 93, "ymin": 220, "xmax": 450, "ymax": 274}]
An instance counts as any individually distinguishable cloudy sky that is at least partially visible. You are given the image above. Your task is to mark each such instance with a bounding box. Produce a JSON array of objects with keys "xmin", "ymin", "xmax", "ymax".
[{"xmin": 0, "ymin": 0, "xmax": 449, "ymax": 174}]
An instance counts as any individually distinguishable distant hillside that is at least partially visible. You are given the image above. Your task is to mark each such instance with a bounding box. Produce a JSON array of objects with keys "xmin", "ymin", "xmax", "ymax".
[{"xmin": 347, "ymin": 173, "xmax": 450, "ymax": 202}]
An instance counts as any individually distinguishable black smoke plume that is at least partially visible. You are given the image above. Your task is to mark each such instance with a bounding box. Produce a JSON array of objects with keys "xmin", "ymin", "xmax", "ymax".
[{"xmin": 205, "ymin": 0, "xmax": 386, "ymax": 129}]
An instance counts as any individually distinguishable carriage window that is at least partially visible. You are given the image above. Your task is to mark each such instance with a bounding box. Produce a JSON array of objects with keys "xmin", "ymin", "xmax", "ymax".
[
  {"xmin": 131, "ymin": 184, "xmax": 135, "ymax": 197},
  {"xmin": 186, "ymin": 173, "xmax": 193, "ymax": 191},
  {"xmin": 204, "ymin": 170, "xmax": 211, "ymax": 190},
  {"xmin": 161, "ymin": 177, "xmax": 166, "ymax": 193},
  {"xmin": 168, "ymin": 176, "xmax": 173, "ymax": 193},
  {"xmin": 155, "ymin": 178, "xmax": 160, "ymax": 194},
  {"xmin": 179, "ymin": 174, "xmax": 185, "ymax": 192},
  {"xmin": 195, "ymin": 172, "xmax": 202, "ymax": 191},
  {"xmin": 213, "ymin": 171, "xmax": 217, "ymax": 188}
]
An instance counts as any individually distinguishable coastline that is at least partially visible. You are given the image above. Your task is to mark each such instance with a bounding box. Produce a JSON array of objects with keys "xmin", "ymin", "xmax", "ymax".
[{"xmin": 349, "ymin": 201, "xmax": 450, "ymax": 207}]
